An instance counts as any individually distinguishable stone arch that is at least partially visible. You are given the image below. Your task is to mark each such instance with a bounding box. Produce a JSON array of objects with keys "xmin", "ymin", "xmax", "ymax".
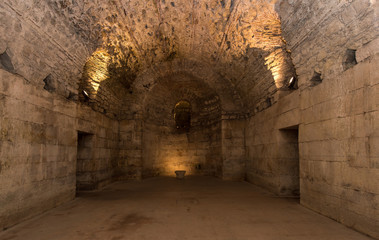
[{"xmin": 132, "ymin": 58, "xmax": 245, "ymax": 115}]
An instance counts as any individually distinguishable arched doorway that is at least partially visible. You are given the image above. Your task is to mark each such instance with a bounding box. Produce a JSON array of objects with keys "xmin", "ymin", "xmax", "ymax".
[{"xmin": 174, "ymin": 100, "xmax": 191, "ymax": 131}]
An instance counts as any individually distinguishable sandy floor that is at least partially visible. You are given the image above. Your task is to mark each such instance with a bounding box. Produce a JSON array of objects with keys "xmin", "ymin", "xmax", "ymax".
[{"xmin": 0, "ymin": 176, "xmax": 373, "ymax": 240}]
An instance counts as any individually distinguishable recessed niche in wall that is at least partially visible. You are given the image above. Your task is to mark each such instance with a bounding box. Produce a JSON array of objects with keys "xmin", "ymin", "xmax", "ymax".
[
  {"xmin": 76, "ymin": 131, "xmax": 94, "ymax": 192},
  {"xmin": 0, "ymin": 49, "xmax": 15, "ymax": 73},
  {"xmin": 43, "ymin": 74, "xmax": 56, "ymax": 93},
  {"xmin": 279, "ymin": 125, "xmax": 299, "ymax": 198},
  {"xmin": 343, "ymin": 49, "xmax": 357, "ymax": 71},
  {"xmin": 310, "ymin": 71, "xmax": 322, "ymax": 86},
  {"xmin": 174, "ymin": 100, "xmax": 191, "ymax": 131}
]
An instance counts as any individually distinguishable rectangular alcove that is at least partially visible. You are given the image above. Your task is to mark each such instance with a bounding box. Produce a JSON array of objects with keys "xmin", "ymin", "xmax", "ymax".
[
  {"xmin": 278, "ymin": 126, "xmax": 300, "ymax": 197},
  {"xmin": 76, "ymin": 131, "xmax": 94, "ymax": 192}
]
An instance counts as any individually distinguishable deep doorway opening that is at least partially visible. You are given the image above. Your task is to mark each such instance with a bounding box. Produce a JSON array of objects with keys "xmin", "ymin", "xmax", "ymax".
[
  {"xmin": 174, "ymin": 100, "xmax": 191, "ymax": 131},
  {"xmin": 279, "ymin": 126, "xmax": 299, "ymax": 198},
  {"xmin": 76, "ymin": 131, "xmax": 94, "ymax": 192}
]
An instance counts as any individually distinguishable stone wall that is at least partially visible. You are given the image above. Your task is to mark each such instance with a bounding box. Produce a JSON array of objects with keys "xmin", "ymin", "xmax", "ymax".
[
  {"xmin": 299, "ymin": 51, "xmax": 379, "ymax": 239},
  {"xmin": 246, "ymin": 44, "xmax": 379, "ymax": 239},
  {"xmin": 142, "ymin": 122, "xmax": 221, "ymax": 177},
  {"xmin": 0, "ymin": 0, "xmax": 378, "ymax": 238},
  {"xmin": 117, "ymin": 118, "xmax": 143, "ymax": 180},
  {"xmin": 76, "ymin": 105, "xmax": 119, "ymax": 190},
  {"xmin": 221, "ymin": 116, "xmax": 246, "ymax": 181},
  {"xmin": 0, "ymin": 68, "xmax": 119, "ymax": 230},
  {"xmin": 276, "ymin": 0, "xmax": 379, "ymax": 87},
  {"xmin": 246, "ymin": 91, "xmax": 300, "ymax": 195},
  {"xmin": 0, "ymin": 0, "xmax": 89, "ymax": 99},
  {"xmin": 140, "ymin": 79, "xmax": 223, "ymax": 178},
  {"xmin": 273, "ymin": 1, "xmax": 379, "ymax": 238},
  {"xmin": 0, "ymin": 1, "xmax": 120, "ymax": 229}
]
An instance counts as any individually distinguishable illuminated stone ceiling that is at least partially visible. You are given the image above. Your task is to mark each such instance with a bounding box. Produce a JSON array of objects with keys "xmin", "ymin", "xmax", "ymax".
[
  {"xmin": 1, "ymin": 0, "xmax": 377, "ymax": 119},
  {"xmin": 54, "ymin": 0, "xmax": 293, "ymax": 110},
  {"xmin": 1, "ymin": 0, "xmax": 296, "ymax": 118}
]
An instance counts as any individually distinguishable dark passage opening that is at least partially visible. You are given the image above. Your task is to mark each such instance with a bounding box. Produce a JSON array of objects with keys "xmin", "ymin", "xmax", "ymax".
[
  {"xmin": 310, "ymin": 71, "xmax": 322, "ymax": 86},
  {"xmin": 76, "ymin": 131, "xmax": 95, "ymax": 192},
  {"xmin": 174, "ymin": 100, "xmax": 191, "ymax": 131},
  {"xmin": 279, "ymin": 126, "xmax": 300, "ymax": 198}
]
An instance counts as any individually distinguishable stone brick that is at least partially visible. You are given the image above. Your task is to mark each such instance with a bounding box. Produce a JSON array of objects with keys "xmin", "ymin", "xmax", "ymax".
[{"xmin": 0, "ymin": 0, "xmax": 378, "ymax": 238}]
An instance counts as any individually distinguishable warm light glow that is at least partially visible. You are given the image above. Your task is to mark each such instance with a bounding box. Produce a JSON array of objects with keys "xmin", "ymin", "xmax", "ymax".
[
  {"xmin": 161, "ymin": 155, "xmax": 192, "ymax": 177},
  {"xmin": 175, "ymin": 100, "xmax": 190, "ymax": 108},
  {"xmin": 264, "ymin": 48, "xmax": 286, "ymax": 88},
  {"xmin": 90, "ymin": 81, "xmax": 100, "ymax": 91},
  {"xmin": 85, "ymin": 50, "xmax": 111, "ymax": 92}
]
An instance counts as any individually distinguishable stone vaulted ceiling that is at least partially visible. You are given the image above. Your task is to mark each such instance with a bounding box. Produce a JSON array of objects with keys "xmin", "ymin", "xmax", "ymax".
[{"xmin": 0, "ymin": 0, "xmax": 296, "ymax": 119}]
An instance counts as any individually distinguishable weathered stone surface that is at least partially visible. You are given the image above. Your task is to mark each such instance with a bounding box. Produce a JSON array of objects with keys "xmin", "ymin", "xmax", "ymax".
[
  {"xmin": 276, "ymin": 0, "xmax": 379, "ymax": 87},
  {"xmin": 0, "ymin": 0, "xmax": 378, "ymax": 239},
  {"xmin": 0, "ymin": 69, "xmax": 119, "ymax": 230},
  {"xmin": 140, "ymin": 73, "xmax": 222, "ymax": 177},
  {"xmin": 246, "ymin": 53, "xmax": 379, "ymax": 238}
]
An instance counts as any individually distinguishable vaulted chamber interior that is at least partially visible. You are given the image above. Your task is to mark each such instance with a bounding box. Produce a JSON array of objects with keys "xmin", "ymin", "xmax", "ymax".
[{"xmin": 0, "ymin": 0, "xmax": 378, "ymax": 238}]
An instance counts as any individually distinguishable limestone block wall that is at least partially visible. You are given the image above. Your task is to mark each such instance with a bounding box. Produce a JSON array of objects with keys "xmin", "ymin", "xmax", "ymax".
[
  {"xmin": 0, "ymin": 69, "xmax": 75, "ymax": 230},
  {"xmin": 0, "ymin": 69, "xmax": 119, "ymax": 230},
  {"xmin": 211, "ymin": 122, "xmax": 223, "ymax": 178},
  {"xmin": 76, "ymin": 105, "xmax": 119, "ymax": 190},
  {"xmin": 0, "ymin": 0, "xmax": 89, "ymax": 98},
  {"xmin": 0, "ymin": 1, "xmax": 120, "ymax": 229},
  {"xmin": 132, "ymin": 72, "xmax": 224, "ymax": 178},
  {"xmin": 299, "ymin": 52, "xmax": 379, "ymax": 239},
  {"xmin": 246, "ymin": 50, "xmax": 379, "ymax": 238},
  {"xmin": 274, "ymin": 1, "xmax": 379, "ymax": 237},
  {"xmin": 142, "ymin": 122, "xmax": 221, "ymax": 177},
  {"xmin": 141, "ymin": 97, "xmax": 222, "ymax": 178},
  {"xmin": 276, "ymin": 0, "xmax": 379, "ymax": 87},
  {"xmin": 221, "ymin": 116, "xmax": 246, "ymax": 181},
  {"xmin": 246, "ymin": 91, "xmax": 300, "ymax": 195},
  {"xmin": 117, "ymin": 118, "xmax": 143, "ymax": 180}
]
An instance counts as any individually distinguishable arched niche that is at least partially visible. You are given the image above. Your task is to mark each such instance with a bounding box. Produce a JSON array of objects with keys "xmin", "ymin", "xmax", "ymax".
[{"xmin": 174, "ymin": 100, "xmax": 191, "ymax": 131}]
